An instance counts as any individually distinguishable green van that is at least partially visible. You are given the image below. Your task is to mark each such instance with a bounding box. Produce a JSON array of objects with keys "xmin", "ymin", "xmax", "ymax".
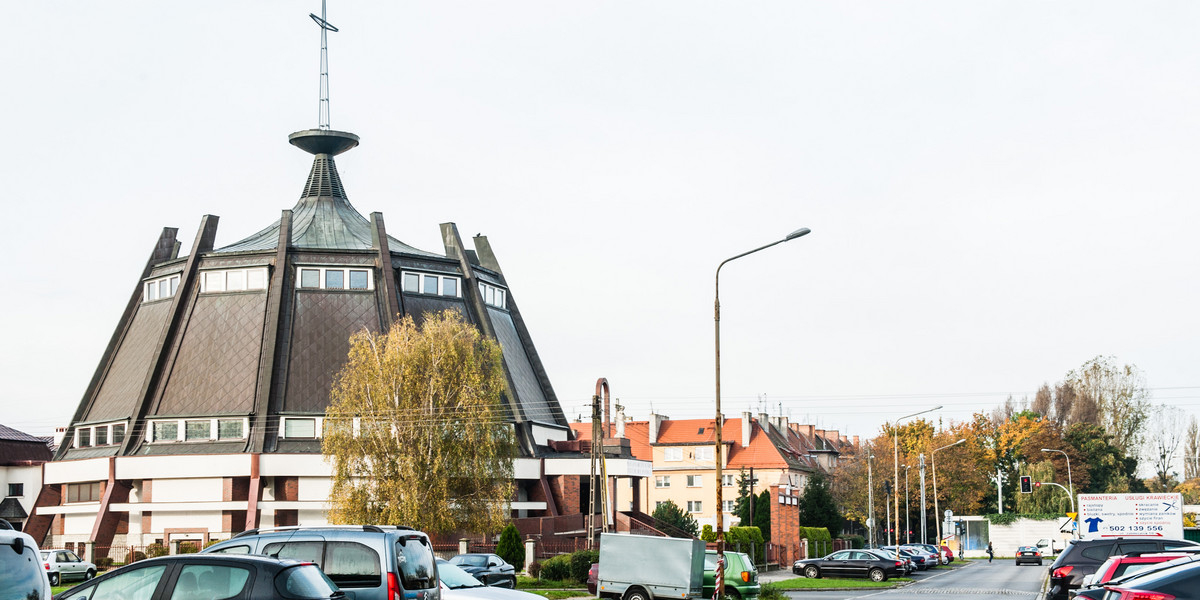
[{"xmin": 703, "ymin": 550, "xmax": 760, "ymax": 600}]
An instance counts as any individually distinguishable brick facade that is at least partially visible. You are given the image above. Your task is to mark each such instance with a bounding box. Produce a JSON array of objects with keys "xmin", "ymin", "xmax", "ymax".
[{"xmin": 769, "ymin": 484, "xmax": 801, "ymax": 564}]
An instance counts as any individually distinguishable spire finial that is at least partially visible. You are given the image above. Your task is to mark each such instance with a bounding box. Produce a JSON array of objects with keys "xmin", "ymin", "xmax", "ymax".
[{"xmin": 310, "ymin": 0, "xmax": 339, "ymax": 130}]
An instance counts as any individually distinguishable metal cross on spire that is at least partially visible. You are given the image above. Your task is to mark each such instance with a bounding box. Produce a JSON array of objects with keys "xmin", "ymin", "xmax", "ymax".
[{"xmin": 310, "ymin": 0, "xmax": 339, "ymax": 130}]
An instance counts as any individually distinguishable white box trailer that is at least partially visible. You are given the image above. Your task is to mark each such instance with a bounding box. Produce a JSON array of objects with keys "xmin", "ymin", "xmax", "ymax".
[{"xmin": 597, "ymin": 533, "xmax": 705, "ymax": 600}]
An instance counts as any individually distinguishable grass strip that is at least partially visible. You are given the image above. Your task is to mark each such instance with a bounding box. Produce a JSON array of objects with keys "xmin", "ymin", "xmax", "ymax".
[
  {"xmin": 770, "ymin": 576, "xmax": 911, "ymax": 589},
  {"xmin": 518, "ymin": 576, "xmax": 587, "ymax": 590},
  {"xmin": 525, "ymin": 591, "xmax": 593, "ymax": 600}
]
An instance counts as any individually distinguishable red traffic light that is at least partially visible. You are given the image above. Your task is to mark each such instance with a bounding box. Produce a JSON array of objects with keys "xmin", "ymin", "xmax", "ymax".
[{"xmin": 1034, "ymin": 482, "xmax": 1041, "ymax": 488}]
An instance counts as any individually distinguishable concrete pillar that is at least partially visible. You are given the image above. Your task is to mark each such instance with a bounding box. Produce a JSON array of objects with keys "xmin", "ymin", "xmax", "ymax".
[
  {"xmin": 83, "ymin": 542, "xmax": 94, "ymax": 563},
  {"xmin": 524, "ymin": 538, "xmax": 537, "ymax": 574},
  {"xmin": 459, "ymin": 538, "xmax": 470, "ymax": 555}
]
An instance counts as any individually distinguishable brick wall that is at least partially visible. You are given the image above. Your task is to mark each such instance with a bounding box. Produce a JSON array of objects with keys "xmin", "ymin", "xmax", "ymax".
[{"xmin": 769, "ymin": 484, "xmax": 801, "ymax": 564}]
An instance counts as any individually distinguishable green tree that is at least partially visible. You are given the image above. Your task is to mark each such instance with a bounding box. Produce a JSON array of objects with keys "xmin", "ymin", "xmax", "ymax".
[
  {"xmin": 732, "ymin": 468, "xmax": 754, "ymax": 525},
  {"xmin": 652, "ymin": 499, "xmax": 699, "ymax": 538},
  {"xmin": 322, "ymin": 311, "xmax": 517, "ymax": 533},
  {"xmin": 496, "ymin": 523, "xmax": 525, "ymax": 570},
  {"xmin": 754, "ymin": 490, "xmax": 771, "ymax": 541},
  {"xmin": 798, "ymin": 473, "xmax": 841, "ymax": 535}
]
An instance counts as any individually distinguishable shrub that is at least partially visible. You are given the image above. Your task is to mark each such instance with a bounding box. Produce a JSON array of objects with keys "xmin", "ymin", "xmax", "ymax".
[
  {"xmin": 801, "ymin": 527, "xmax": 832, "ymax": 556},
  {"xmin": 837, "ymin": 534, "xmax": 864, "ymax": 549},
  {"xmin": 540, "ymin": 554, "xmax": 572, "ymax": 582},
  {"xmin": 700, "ymin": 525, "xmax": 717, "ymax": 542},
  {"xmin": 726, "ymin": 526, "xmax": 765, "ymax": 564},
  {"xmin": 496, "ymin": 524, "xmax": 526, "ymax": 570},
  {"xmin": 145, "ymin": 543, "xmax": 168, "ymax": 558},
  {"xmin": 95, "ymin": 557, "xmax": 114, "ymax": 569},
  {"xmin": 130, "ymin": 551, "xmax": 147, "ymax": 563},
  {"xmin": 528, "ymin": 561, "xmax": 542, "ymax": 579},
  {"xmin": 569, "ymin": 550, "xmax": 599, "ymax": 582},
  {"xmin": 759, "ymin": 583, "xmax": 786, "ymax": 600}
]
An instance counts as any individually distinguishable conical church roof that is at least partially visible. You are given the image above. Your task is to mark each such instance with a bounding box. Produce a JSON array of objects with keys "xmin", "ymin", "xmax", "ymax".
[{"xmin": 216, "ymin": 129, "xmax": 438, "ymax": 256}]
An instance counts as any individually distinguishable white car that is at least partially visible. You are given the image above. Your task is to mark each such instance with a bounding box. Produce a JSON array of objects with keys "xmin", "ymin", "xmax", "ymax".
[
  {"xmin": 1, "ymin": 528, "xmax": 53, "ymax": 599},
  {"xmin": 40, "ymin": 548, "xmax": 97, "ymax": 585},
  {"xmin": 439, "ymin": 559, "xmax": 542, "ymax": 600}
]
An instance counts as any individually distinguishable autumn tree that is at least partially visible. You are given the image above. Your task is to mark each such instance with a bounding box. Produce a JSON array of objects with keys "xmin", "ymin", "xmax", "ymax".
[
  {"xmin": 1146, "ymin": 405, "xmax": 1185, "ymax": 491},
  {"xmin": 1186, "ymin": 417, "xmax": 1200, "ymax": 481},
  {"xmin": 322, "ymin": 311, "xmax": 516, "ymax": 534},
  {"xmin": 1067, "ymin": 356, "xmax": 1151, "ymax": 456}
]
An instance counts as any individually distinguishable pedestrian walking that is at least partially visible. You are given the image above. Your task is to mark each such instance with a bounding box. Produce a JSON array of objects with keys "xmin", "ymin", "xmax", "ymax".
[{"xmin": 986, "ymin": 541, "xmax": 994, "ymax": 563}]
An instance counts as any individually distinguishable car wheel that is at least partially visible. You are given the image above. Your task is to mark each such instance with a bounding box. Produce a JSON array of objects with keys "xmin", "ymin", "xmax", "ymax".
[
  {"xmin": 48, "ymin": 572, "xmax": 59, "ymax": 586},
  {"xmin": 804, "ymin": 565, "xmax": 820, "ymax": 579},
  {"xmin": 86, "ymin": 569, "xmax": 96, "ymax": 580},
  {"xmin": 869, "ymin": 568, "xmax": 886, "ymax": 582}
]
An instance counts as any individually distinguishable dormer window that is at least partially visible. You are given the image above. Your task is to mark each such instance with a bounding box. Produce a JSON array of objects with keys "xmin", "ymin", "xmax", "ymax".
[
  {"xmin": 143, "ymin": 275, "xmax": 181, "ymax": 302},
  {"xmin": 479, "ymin": 283, "xmax": 506, "ymax": 308},
  {"xmin": 401, "ymin": 271, "xmax": 461, "ymax": 297},
  {"xmin": 297, "ymin": 267, "xmax": 373, "ymax": 291},
  {"xmin": 148, "ymin": 417, "xmax": 249, "ymax": 443},
  {"xmin": 201, "ymin": 268, "xmax": 268, "ymax": 293}
]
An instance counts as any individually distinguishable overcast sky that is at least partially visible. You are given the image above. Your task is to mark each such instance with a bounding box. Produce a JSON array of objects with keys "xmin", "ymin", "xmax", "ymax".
[{"xmin": 5, "ymin": 2, "xmax": 1198, "ymax": 470}]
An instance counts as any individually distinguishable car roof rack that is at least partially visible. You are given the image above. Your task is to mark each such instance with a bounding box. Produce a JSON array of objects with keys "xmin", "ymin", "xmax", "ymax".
[{"xmin": 232, "ymin": 524, "xmax": 422, "ymax": 539}]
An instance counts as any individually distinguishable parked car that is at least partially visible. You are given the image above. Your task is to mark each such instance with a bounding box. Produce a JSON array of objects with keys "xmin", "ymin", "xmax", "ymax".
[
  {"xmin": 438, "ymin": 559, "xmax": 541, "ymax": 600},
  {"xmin": 939, "ymin": 545, "xmax": 955, "ymax": 563},
  {"xmin": 1092, "ymin": 559, "xmax": 1200, "ymax": 600},
  {"xmin": 1, "ymin": 528, "xmax": 52, "ymax": 600},
  {"xmin": 51, "ymin": 554, "xmax": 341, "ymax": 600},
  {"xmin": 1045, "ymin": 537, "xmax": 1199, "ymax": 600},
  {"xmin": 1036, "ymin": 538, "xmax": 1060, "ymax": 557},
  {"xmin": 41, "ymin": 549, "xmax": 97, "ymax": 585},
  {"xmin": 449, "ymin": 554, "xmax": 517, "ymax": 588},
  {"xmin": 1014, "ymin": 546, "xmax": 1042, "ymax": 566},
  {"xmin": 880, "ymin": 546, "xmax": 928, "ymax": 570},
  {"xmin": 910, "ymin": 544, "xmax": 947, "ymax": 566},
  {"xmin": 587, "ymin": 563, "xmax": 599, "ymax": 595},
  {"xmin": 1075, "ymin": 552, "xmax": 1198, "ymax": 594},
  {"xmin": 862, "ymin": 548, "xmax": 913, "ymax": 576},
  {"xmin": 1073, "ymin": 554, "xmax": 1200, "ymax": 599},
  {"xmin": 702, "ymin": 550, "xmax": 760, "ymax": 600},
  {"xmin": 901, "ymin": 545, "xmax": 940, "ymax": 567},
  {"xmin": 203, "ymin": 524, "xmax": 439, "ymax": 600},
  {"xmin": 793, "ymin": 549, "xmax": 904, "ymax": 582}
]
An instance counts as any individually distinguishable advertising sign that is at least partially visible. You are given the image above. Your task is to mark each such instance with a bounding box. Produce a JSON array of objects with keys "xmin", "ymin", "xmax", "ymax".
[{"xmin": 1076, "ymin": 493, "xmax": 1183, "ymax": 540}]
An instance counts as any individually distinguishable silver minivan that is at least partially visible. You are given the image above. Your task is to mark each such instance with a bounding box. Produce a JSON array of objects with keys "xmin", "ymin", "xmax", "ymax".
[
  {"xmin": 203, "ymin": 525, "xmax": 440, "ymax": 600},
  {"xmin": 1, "ymin": 529, "xmax": 53, "ymax": 599}
]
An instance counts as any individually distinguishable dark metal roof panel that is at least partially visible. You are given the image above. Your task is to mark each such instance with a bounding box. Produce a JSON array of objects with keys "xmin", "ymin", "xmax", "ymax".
[
  {"xmin": 487, "ymin": 307, "xmax": 563, "ymax": 426},
  {"xmin": 0, "ymin": 497, "xmax": 28, "ymax": 520},
  {"xmin": 58, "ymin": 446, "xmax": 119, "ymax": 461},
  {"xmin": 154, "ymin": 292, "xmax": 267, "ymax": 417},
  {"xmin": 0, "ymin": 424, "xmax": 48, "ymax": 444},
  {"xmin": 135, "ymin": 441, "xmax": 247, "ymax": 456},
  {"xmin": 401, "ymin": 296, "xmax": 467, "ymax": 326},
  {"xmin": 86, "ymin": 300, "xmax": 173, "ymax": 423},
  {"xmin": 282, "ymin": 291, "xmax": 382, "ymax": 414}
]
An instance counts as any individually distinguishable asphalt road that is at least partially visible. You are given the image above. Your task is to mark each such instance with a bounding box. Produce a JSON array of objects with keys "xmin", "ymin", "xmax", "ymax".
[{"xmin": 780, "ymin": 560, "xmax": 1046, "ymax": 600}]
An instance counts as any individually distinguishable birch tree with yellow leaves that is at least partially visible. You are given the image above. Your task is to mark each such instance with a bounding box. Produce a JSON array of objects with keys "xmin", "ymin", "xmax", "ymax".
[{"xmin": 322, "ymin": 310, "xmax": 517, "ymax": 534}]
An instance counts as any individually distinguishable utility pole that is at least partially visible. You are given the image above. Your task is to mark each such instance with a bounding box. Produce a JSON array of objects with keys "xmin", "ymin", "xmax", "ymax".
[
  {"xmin": 997, "ymin": 467, "xmax": 1004, "ymax": 515},
  {"xmin": 867, "ymin": 451, "xmax": 875, "ymax": 548},
  {"xmin": 588, "ymin": 394, "xmax": 602, "ymax": 548}
]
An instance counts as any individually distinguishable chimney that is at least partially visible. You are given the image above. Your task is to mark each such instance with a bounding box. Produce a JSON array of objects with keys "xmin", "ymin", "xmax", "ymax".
[
  {"xmin": 827, "ymin": 430, "xmax": 839, "ymax": 446},
  {"xmin": 800, "ymin": 424, "xmax": 815, "ymax": 438},
  {"xmin": 649, "ymin": 413, "xmax": 668, "ymax": 445},
  {"xmin": 779, "ymin": 416, "xmax": 789, "ymax": 432},
  {"xmin": 616, "ymin": 406, "xmax": 626, "ymax": 438},
  {"xmin": 741, "ymin": 412, "xmax": 753, "ymax": 447},
  {"xmin": 758, "ymin": 413, "xmax": 770, "ymax": 433},
  {"xmin": 852, "ymin": 435, "xmax": 860, "ymax": 446}
]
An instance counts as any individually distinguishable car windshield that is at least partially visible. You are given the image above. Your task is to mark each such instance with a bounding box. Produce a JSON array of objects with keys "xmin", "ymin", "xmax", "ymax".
[
  {"xmin": 451, "ymin": 555, "xmax": 488, "ymax": 568},
  {"xmin": 438, "ymin": 561, "xmax": 485, "ymax": 589},
  {"xmin": 39, "ymin": 550, "xmax": 50, "ymax": 560}
]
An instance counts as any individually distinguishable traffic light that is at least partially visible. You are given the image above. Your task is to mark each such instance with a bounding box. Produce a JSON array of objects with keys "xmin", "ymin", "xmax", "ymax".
[{"xmin": 1020, "ymin": 475, "xmax": 1032, "ymax": 493}]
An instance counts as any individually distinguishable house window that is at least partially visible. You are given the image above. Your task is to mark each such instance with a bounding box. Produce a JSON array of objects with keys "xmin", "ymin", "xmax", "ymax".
[
  {"xmin": 723, "ymin": 474, "xmax": 735, "ymax": 487},
  {"xmin": 723, "ymin": 500, "xmax": 735, "ymax": 512},
  {"xmin": 185, "ymin": 420, "xmax": 212, "ymax": 441},
  {"xmin": 201, "ymin": 268, "xmax": 269, "ymax": 293},
  {"xmin": 478, "ymin": 282, "xmax": 507, "ymax": 308},
  {"xmin": 218, "ymin": 419, "xmax": 245, "ymax": 440},
  {"xmin": 687, "ymin": 501, "xmax": 703, "ymax": 513},
  {"xmin": 143, "ymin": 275, "xmax": 181, "ymax": 302},
  {"xmin": 283, "ymin": 418, "xmax": 318, "ymax": 439},
  {"xmin": 8, "ymin": 483, "xmax": 23, "ymax": 497},
  {"xmin": 112, "ymin": 423, "xmax": 126, "ymax": 444},
  {"xmin": 687, "ymin": 475, "xmax": 702, "ymax": 487},
  {"xmin": 94, "ymin": 426, "xmax": 108, "ymax": 446},
  {"xmin": 695, "ymin": 447, "xmax": 714, "ymax": 461},
  {"xmin": 77, "ymin": 428, "xmax": 91, "ymax": 447},
  {"xmin": 663, "ymin": 448, "xmax": 683, "ymax": 462},
  {"xmin": 655, "ymin": 476, "xmax": 671, "ymax": 488},
  {"xmin": 152, "ymin": 421, "xmax": 179, "ymax": 442},
  {"xmin": 66, "ymin": 482, "xmax": 101, "ymax": 503}
]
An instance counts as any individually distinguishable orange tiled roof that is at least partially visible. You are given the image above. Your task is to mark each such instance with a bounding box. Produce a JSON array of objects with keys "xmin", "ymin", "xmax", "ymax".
[{"xmin": 568, "ymin": 422, "xmax": 653, "ymax": 461}]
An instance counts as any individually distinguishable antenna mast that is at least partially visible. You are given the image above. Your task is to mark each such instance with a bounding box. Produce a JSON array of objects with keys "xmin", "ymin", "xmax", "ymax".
[{"xmin": 310, "ymin": 0, "xmax": 339, "ymax": 130}]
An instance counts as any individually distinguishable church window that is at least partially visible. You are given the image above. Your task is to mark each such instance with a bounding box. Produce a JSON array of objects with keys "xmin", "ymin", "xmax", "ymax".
[
  {"xmin": 95, "ymin": 426, "xmax": 108, "ymax": 446},
  {"xmin": 442, "ymin": 277, "xmax": 458, "ymax": 297},
  {"xmin": 301, "ymin": 269, "xmax": 321, "ymax": 288},
  {"xmin": 185, "ymin": 420, "xmax": 212, "ymax": 441},
  {"xmin": 403, "ymin": 273, "xmax": 420, "ymax": 292},
  {"xmin": 218, "ymin": 419, "xmax": 244, "ymax": 440},
  {"xmin": 113, "ymin": 423, "xmax": 126, "ymax": 444},
  {"xmin": 247, "ymin": 269, "xmax": 266, "ymax": 289},
  {"xmin": 400, "ymin": 271, "xmax": 461, "ymax": 297},
  {"xmin": 66, "ymin": 482, "xmax": 101, "ymax": 503},
  {"xmin": 326, "ymin": 270, "xmax": 344, "ymax": 289},
  {"xmin": 423, "ymin": 274, "xmax": 439, "ymax": 294},
  {"xmin": 349, "ymin": 270, "xmax": 369, "ymax": 290},
  {"xmin": 226, "ymin": 270, "xmax": 247, "ymax": 291},
  {"xmin": 153, "ymin": 421, "xmax": 179, "ymax": 442},
  {"xmin": 77, "ymin": 428, "xmax": 91, "ymax": 447},
  {"xmin": 478, "ymin": 283, "xmax": 507, "ymax": 308},
  {"xmin": 283, "ymin": 417, "xmax": 319, "ymax": 439},
  {"xmin": 296, "ymin": 267, "xmax": 374, "ymax": 291},
  {"xmin": 201, "ymin": 268, "xmax": 268, "ymax": 293},
  {"xmin": 144, "ymin": 274, "xmax": 181, "ymax": 302}
]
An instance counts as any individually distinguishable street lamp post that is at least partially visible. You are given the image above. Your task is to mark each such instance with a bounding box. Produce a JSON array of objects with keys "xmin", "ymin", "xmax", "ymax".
[
  {"xmin": 932, "ymin": 438, "xmax": 966, "ymax": 544},
  {"xmin": 714, "ymin": 227, "xmax": 810, "ymax": 600},
  {"xmin": 867, "ymin": 451, "xmax": 876, "ymax": 548},
  {"xmin": 1042, "ymin": 448, "xmax": 1077, "ymax": 539},
  {"xmin": 893, "ymin": 406, "xmax": 941, "ymax": 560},
  {"xmin": 904, "ymin": 465, "xmax": 911, "ymax": 544}
]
